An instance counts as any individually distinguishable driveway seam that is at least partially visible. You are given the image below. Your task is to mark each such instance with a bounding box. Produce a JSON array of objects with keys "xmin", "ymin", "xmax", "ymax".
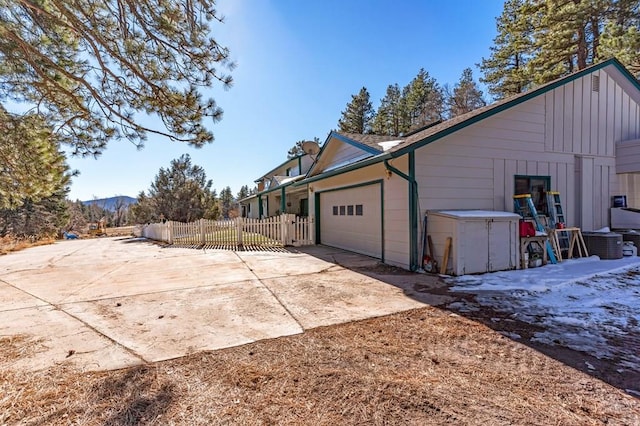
[
  {"xmin": 233, "ymin": 251, "xmax": 305, "ymax": 331},
  {"xmin": 0, "ymin": 277, "xmax": 147, "ymax": 364}
]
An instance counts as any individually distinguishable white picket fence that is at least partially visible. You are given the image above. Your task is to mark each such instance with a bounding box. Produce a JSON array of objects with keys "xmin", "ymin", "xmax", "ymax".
[{"xmin": 138, "ymin": 214, "xmax": 313, "ymax": 248}]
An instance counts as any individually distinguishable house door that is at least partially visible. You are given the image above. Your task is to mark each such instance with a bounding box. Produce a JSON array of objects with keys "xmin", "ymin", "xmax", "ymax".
[{"xmin": 299, "ymin": 198, "xmax": 308, "ymax": 216}]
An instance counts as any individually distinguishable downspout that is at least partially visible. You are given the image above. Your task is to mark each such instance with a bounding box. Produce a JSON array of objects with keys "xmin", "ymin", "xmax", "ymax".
[{"xmin": 384, "ymin": 154, "xmax": 419, "ymax": 271}]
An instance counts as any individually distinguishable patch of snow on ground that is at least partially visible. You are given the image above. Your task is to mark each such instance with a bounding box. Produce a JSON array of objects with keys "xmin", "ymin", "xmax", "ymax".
[{"xmin": 447, "ymin": 256, "xmax": 640, "ymax": 371}]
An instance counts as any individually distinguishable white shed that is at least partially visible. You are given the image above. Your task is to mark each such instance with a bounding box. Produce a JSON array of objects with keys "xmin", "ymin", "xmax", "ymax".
[{"xmin": 427, "ymin": 210, "xmax": 520, "ymax": 275}]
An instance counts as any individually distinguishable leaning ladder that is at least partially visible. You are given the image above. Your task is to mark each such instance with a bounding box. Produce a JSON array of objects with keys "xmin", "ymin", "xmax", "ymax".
[
  {"xmin": 546, "ymin": 191, "xmax": 570, "ymax": 256},
  {"xmin": 513, "ymin": 194, "xmax": 558, "ymax": 264}
]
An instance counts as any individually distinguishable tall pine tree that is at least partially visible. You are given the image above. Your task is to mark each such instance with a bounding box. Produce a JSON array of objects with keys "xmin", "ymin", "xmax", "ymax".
[
  {"xmin": 404, "ymin": 69, "xmax": 444, "ymax": 131},
  {"xmin": 600, "ymin": 0, "xmax": 640, "ymax": 77},
  {"xmin": 337, "ymin": 87, "xmax": 375, "ymax": 134},
  {"xmin": 447, "ymin": 68, "xmax": 487, "ymax": 118},
  {"xmin": 372, "ymin": 84, "xmax": 408, "ymax": 136},
  {"xmin": 480, "ymin": 0, "xmax": 535, "ymax": 99}
]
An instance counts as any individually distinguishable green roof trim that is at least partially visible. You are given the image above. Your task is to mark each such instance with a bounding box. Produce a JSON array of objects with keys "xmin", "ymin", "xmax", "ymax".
[
  {"xmin": 391, "ymin": 58, "xmax": 635, "ymax": 158},
  {"xmin": 294, "ymin": 152, "xmax": 392, "ymax": 186},
  {"xmin": 254, "ymin": 154, "xmax": 306, "ymax": 183}
]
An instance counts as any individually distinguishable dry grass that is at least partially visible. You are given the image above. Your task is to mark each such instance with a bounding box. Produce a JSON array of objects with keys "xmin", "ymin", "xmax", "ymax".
[
  {"xmin": 0, "ymin": 236, "xmax": 55, "ymax": 255},
  {"xmin": 2, "ymin": 307, "xmax": 639, "ymax": 425}
]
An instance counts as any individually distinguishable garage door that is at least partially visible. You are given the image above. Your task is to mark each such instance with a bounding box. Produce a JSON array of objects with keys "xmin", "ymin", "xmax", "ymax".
[{"xmin": 319, "ymin": 183, "xmax": 382, "ymax": 258}]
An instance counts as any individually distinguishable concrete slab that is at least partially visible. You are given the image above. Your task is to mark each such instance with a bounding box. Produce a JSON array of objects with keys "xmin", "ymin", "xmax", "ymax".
[
  {"xmin": 1, "ymin": 238, "xmax": 436, "ymax": 373},
  {"xmin": 237, "ymin": 250, "xmax": 343, "ymax": 279},
  {"xmin": 0, "ymin": 280, "xmax": 47, "ymax": 311},
  {"xmin": 62, "ymin": 280, "xmax": 303, "ymax": 362},
  {"xmin": 0, "ymin": 305, "xmax": 141, "ymax": 372},
  {"xmin": 262, "ymin": 269, "xmax": 427, "ymax": 329}
]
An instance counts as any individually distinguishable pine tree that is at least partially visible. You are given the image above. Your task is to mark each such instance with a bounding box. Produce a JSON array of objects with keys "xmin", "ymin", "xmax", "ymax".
[
  {"xmin": 0, "ymin": 108, "xmax": 69, "ymax": 210},
  {"xmin": 447, "ymin": 68, "xmax": 487, "ymax": 118},
  {"xmin": 528, "ymin": 0, "xmax": 609, "ymax": 84},
  {"xmin": 133, "ymin": 154, "xmax": 217, "ymax": 223},
  {"xmin": 219, "ymin": 186, "xmax": 234, "ymax": 219},
  {"xmin": 372, "ymin": 84, "xmax": 408, "ymax": 136},
  {"xmin": 480, "ymin": 0, "xmax": 535, "ymax": 99},
  {"xmin": 404, "ymin": 69, "xmax": 444, "ymax": 131},
  {"xmin": 337, "ymin": 87, "xmax": 375, "ymax": 134},
  {"xmin": 600, "ymin": 0, "xmax": 640, "ymax": 77},
  {"xmin": 237, "ymin": 185, "xmax": 250, "ymax": 201},
  {"xmin": 0, "ymin": 0, "xmax": 233, "ymax": 155}
]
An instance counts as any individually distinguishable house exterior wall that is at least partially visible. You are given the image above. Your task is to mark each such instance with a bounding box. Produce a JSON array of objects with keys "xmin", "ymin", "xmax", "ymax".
[
  {"xmin": 414, "ymin": 67, "xmax": 640, "ymax": 231},
  {"xmin": 314, "ymin": 142, "xmax": 372, "ymax": 173},
  {"xmin": 308, "ymin": 160, "xmax": 411, "ymax": 268}
]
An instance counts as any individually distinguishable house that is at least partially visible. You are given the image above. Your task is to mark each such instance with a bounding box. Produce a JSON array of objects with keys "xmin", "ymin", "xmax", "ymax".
[
  {"xmin": 291, "ymin": 58, "xmax": 640, "ymax": 271},
  {"xmin": 240, "ymin": 142, "xmax": 319, "ymax": 219}
]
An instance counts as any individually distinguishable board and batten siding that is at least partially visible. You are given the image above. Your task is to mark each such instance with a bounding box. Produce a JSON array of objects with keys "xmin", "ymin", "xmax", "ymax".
[
  {"xmin": 309, "ymin": 162, "xmax": 410, "ymax": 268},
  {"xmin": 414, "ymin": 67, "xmax": 640, "ymax": 231}
]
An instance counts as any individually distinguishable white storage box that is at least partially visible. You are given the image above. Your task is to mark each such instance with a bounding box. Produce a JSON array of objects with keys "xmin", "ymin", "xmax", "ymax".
[{"xmin": 427, "ymin": 210, "xmax": 520, "ymax": 276}]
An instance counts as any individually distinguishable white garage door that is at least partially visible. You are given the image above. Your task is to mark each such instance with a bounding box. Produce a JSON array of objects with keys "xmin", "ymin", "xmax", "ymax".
[{"xmin": 319, "ymin": 183, "xmax": 382, "ymax": 258}]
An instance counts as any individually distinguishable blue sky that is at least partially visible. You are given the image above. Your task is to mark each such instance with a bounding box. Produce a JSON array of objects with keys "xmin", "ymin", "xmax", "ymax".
[{"xmin": 66, "ymin": 0, "xmax": 505, "ymax": 201}]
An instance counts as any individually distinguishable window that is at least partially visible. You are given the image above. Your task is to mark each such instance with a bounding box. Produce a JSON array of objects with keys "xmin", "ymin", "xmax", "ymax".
[
  {"xmin": 332, "ymin": 206, "xmax": 338, "ymax": 215},
  {"xmin": 515, "ymin": 175, "xmax": 550, "ymax": 215},
  {"xmin": 347, "ymin": 205, "xmax": 354, "ymax": 215},
  {"xmin": 286, "ymin": 167, "xmax": 291, "ymax": 176},
  {"xmin": 339, "ymin": 205, "xmax": 346, "ymax": 215},
  {"xmin": 355, "ymin": 204, "xmax": 363, "ymax": 216}
]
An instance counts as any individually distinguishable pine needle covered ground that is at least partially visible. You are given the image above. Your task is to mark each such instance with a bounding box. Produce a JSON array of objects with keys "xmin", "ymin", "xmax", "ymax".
[{"xmin": 2, "ymin": 306, "xmax": 638, "ymax": 425}]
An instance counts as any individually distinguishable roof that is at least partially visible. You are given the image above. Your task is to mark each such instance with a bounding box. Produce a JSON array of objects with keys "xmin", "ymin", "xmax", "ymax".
[
  {"xmin": 254, "ymin": 154, "xmax": 305, "ymax": 182},
  {"xmin": 336, "ymin": 132, "xmax": 404, "ymax": 152},
  {"xmin": 298, "ymin": 58, "xmax": 640, "ymax": 184},
  {"xmin": 390, "ymin": 57, "xmax": 640, "ymax": 156}
]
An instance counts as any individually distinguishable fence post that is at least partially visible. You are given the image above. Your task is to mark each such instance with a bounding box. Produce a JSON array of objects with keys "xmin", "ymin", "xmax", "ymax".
[
  {"xmin": 236, "ymin": 216, "xmax": 243, "ymax": 246},
  {"xmin": 167, "ymin": 221, "xmax": 174, "ymax": 244},
  {"xmin": 237, "ymin": 217, "xmax": 243, "ymax": 246},
  {"xmin": 199, "ymin": 219, "xmax": 205, "ymax": 245}
]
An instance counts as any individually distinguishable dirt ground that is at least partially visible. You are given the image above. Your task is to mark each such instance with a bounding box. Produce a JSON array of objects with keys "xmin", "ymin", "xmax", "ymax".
[
  {"xmin": 2, "ymin": 240, "xmax": 639, "ymax": 425},
  {"xmin": 2, "ymin": 304, "xmax": 639, "ymax": 425}
]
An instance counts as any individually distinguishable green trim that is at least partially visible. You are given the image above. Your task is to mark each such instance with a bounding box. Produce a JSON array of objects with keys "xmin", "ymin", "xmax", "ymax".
[
  {"xmin": 280, "ymin": 187, "xmax": 286, "ymax": 213},
  {"xmin": 384, "ymin": 158, "xmax": 418, "ymax": 271},
  {"xmin": 314, "ymin": 192, "xmax": 321, "ymax": 244},
  {"xmin": 300, "ymin": 59, "xmax": 638, "ymax": 191},
  {"xmin": 392, "ymin": 58, "xmax": 633, "ymax": 158},
  {"xmin": 315, "ymin": 179, "xmax": 385, "ymax": 261},
  {"xmin": 408, "ymin": 152, "xmax": 418, "ymax": 271},
  {"xmin": 331, "ymin": 132, "xmax": 382, "ymax": 155},
  {"xmin": 254, "ymin": 154, "xmax": 305, "ymax": 183},
  {"xmin": 297, "ymin": 153, "xmax": 391, "ymax": 186}
]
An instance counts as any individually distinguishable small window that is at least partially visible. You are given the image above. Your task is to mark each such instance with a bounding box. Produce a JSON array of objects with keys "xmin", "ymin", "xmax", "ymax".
[
  {"xmin": 347, "ymin": 205, "xmax": 354, "ymax": 215},
  {"xmin": 355, "ymin": 204, "xmax": 363, "ymax": 216},
  {"xmin": 332, "ymin": 206, "xmax": 338, "ymax": 215},
  {"xmin": 515, "ymin": 175, "xmax": 550, "ymax": 215},
  {"xmin": 339, "ymin": 205, "xmax": 346, "ymax": 215}
]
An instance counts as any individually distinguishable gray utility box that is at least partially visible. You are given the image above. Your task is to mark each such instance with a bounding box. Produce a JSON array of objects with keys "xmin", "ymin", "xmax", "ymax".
[
  {"xmin": 581, "ymin": 232, "xmax": 623, "ymax": 259},
  {"xmin": 427, "ymin": 210, "xmax": 520, "ymax": 276}
]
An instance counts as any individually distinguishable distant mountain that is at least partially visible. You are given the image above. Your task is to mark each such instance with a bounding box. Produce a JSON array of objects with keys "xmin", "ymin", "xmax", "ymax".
[{"xmin": 82, "ymin": 196, "xmax": 137, "ymax": 211}]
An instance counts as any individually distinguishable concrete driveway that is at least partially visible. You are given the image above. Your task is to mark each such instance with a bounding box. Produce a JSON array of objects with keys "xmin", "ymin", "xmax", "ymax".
[{"xmin": 0, "ymin": 238, "xmax": 445, "ymax": 372}]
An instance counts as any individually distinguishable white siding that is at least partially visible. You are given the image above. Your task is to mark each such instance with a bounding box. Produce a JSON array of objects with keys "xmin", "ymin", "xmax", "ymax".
[{"xmin": 415, "ymin": 67, "xmax": 640, "ymax": 231}]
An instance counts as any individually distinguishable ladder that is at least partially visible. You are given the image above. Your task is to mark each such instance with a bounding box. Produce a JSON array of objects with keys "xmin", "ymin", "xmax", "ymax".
[
  {"xmin": 546, "ymin": 191, "xmax": 570, "ymax": 256},
  {"xmin": 513, "ymin": 194, "xmax": 557, "ymax": 264}
]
